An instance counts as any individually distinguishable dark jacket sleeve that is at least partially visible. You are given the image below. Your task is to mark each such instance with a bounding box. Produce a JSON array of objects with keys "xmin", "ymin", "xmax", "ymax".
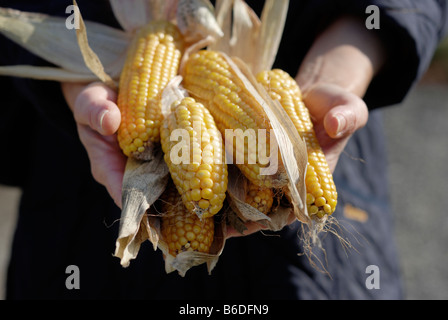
[
  {"xmin": 343, "ymin": 0, "xmax": 448, "ymax": 108},
  {"xmin": 268, "ymin": 0, "xmax": 448, "ymax": 109}
]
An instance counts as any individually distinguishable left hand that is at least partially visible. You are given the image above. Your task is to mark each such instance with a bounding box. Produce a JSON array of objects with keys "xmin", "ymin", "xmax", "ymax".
[{"xmin": 300, "ymin": 82, "xmax": 369, "ymax": 172}]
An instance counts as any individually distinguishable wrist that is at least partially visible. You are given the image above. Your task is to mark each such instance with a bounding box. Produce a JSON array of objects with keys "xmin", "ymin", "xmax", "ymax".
[{"xmin": 296, "ymin": 15, "xmax": 386, "ymax": 98}]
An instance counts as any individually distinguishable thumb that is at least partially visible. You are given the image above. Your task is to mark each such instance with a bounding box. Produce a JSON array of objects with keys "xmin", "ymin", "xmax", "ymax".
[
  {"xmin": 323, "ymin": 96, "xmax": 369, "ymax": 139},
  {"xmin": 68, "ymin": 82, "xmax": 120, "ymax": 136}
]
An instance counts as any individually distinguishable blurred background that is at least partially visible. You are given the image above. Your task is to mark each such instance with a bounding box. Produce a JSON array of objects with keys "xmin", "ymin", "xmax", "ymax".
[
  {"xmin": 382, "ymin": 35, "xmax": 448, "ymax": 300},
  {"xmin": 1, "ymin": 38, "xmax": 448, "ymax": 301}
]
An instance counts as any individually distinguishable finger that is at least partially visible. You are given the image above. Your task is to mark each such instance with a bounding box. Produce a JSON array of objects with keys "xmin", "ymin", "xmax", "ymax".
[
  {"xmin": 77, "ymin": 125, "xmax": 126, "ymax": 208},
  {"xmin": 300, "ymin": 82, "xmax": 369, "ymax": 139},
  {"xmin": 323, "ymin": 97, "xmax": 368, "ymax": 139},
  {"xmin": 225, "ymin": 221, "xmax": 267, "ymax": 239},
  {"xmin": 73, "ymin": 83, "xmax": 120, "ymax": 136},
  {"xmin": 225, "ymin": 212, "xmax": 297, "ymax": 239}
]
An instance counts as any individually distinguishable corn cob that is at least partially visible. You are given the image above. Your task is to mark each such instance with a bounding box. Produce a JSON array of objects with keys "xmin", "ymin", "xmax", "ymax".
[
  {"xmin": 117, "ymin": 21, "xmax": 184, "ymax": 159},
  {"xmin": 160, "ymin": 184, "xmax": 215, "ymax": 256},
  {"xmin": 256, "ymin": 69, "xmax": 337, "ymax": 219},
  {"xmin": 160, "ymin": 97, "xmax": 228, "ymax": 219},
  {"xmin": 182, "ymin": 50, "xmax": 287, "ymax": 189},
  {"xmin": 245, "ymin": 182, "xmax": 274, "ymax": 214}
]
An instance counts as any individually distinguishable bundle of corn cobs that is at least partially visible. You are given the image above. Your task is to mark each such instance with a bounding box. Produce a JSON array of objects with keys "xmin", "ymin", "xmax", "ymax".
[{"xmin": 0, "ymin": 0, "xmax": 337, "ymax": 276}]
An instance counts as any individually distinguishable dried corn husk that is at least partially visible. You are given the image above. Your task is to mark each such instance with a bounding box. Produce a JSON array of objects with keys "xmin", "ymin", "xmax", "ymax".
[
  {"xmin": 110, "ymin": 0, "xmax": 177, "ymax": 33},
  {"xmin": 145, "ymin": 76, "xmax": 227, "ymax": 275},
  {"xmin": 206, "ymin": 0, "xmax": 320, "ymax": 229},
  {"xmin": 176, "ymin": 0, "xmax": 224, "ymax": 43},
  {"xmin": 0, "ymin": 6, "xmax": 129, "ymax": 83},
  {"xmin": 0, "ymin": 0, "xmax": 224, "ymax": 271},
  {"xmin": 0, "ymin": 0, "xmax": 327, "ymax": 275},
  {"xmin": 212, "ymin": 0, "xmax": 289, "ymax": 74},
  {"xmin": 148, "ymin": 211, "xmax": 226, "ymax": 276},
  {"xmin": 115, "ymin": 152, "xmax": 170, "ymax": 267}
]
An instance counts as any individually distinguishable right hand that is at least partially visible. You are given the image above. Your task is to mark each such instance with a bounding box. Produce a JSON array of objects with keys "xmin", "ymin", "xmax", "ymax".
[{"xmin": 61, "ymin": 82, "xmax": 126, "ymax": 208}]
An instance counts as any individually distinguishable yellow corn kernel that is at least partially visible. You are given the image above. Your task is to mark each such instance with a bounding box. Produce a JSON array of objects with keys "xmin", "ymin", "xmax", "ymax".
[
  {"xmin": 160, "ymin": 184, "xmax": 215, "ymax": 256},
  {"xmin": 117, "ymin": 21, "xmax": 184, "ymax": 159},
  {"xmin": 182, "ymin": 50, "xmax": 287, "ymax": 188},
  {"xmin": 245, "ymin": 182, "xmax": 274, "ymax": 214},
  {"xmin": 256, "ymin": 69, "xmax": 338, "ymax": 218},
  {"xmin": 160, "ymin": 97, "xmax": 228, "ymax": 219}
]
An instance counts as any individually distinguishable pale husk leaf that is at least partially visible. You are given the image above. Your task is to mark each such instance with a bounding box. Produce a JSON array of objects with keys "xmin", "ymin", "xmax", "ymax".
[
  {"xmin": 210, "ymin": 0, "xmax": 260, "ymax": 72},
  {"xmin": 0, "ymin": 6, "xmax": 129, "ymax": 82},
  {"xmin": 229, "ymin": 0, "xmax": 260, "ymax": 73},
  {"xmin": 177, "ymin": 0, "xmax": 224, "ymax": 43},
  {"xmin": 179, "ymin": 39, "xmax": 310, "ymax": 229},
  {"xmin": 160, "ymin": 75, "xmax": 188, "ymax": 118},
  {"xmin": 254, "ymin": 0, "xmax": 289, "ymax": 74},
  {"xmin": 211, "ymin": 0, "xmax": 288, "ymax": 74},
  {"xmin": 110, "ymin": 0, "xmax": 153, "ymax": 33},
  {"xmin": 226, "ymin": 165, "xmax": 297, "ymax": 232},
  {"xmin": 0, "ymin": 65, "xmax": 98, "ymax": 82},
  {"xmin": 143, "ymin": 77, "xmax": 227, "ymax": 276},
  {"xmin": 210, "ymin": 1, "xmax": 310, "ymax": 225},
  {"xmin": 110, "ymin": 0, "xmax": 179, "ymax": 33},
  {"xmin": 212, "ymin": 0, "xmax": 233, "ymax": 51},
  {"xmin": 225, "ymin": 54, "xmax": 310, "ymax": 224},
  {"xmin": 226, "ymin": 166, "xmax": 271, "ymax": 227},
  {"xmin": 148, "ymin": 214, "xmax": 226, "ymax": 276},
  {"xmin": 227, "ymin": 165, "xmax": 271, "ymax": 234},
  {"xmin": 114, "ymin": 152, "xmax": 170, "ymax": 267}
]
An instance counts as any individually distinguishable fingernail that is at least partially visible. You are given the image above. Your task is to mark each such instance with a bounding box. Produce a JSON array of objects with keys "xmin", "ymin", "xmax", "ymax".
[
  {"xmin": 98, "ymin": 109, "xmax": 109, "ymax": 133},
  {"xmin": 334, "ymin": 113, "xmax": 346, "ymax": 137}
]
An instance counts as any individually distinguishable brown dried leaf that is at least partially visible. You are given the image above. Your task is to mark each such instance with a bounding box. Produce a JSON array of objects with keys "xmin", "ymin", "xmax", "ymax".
[{"xmin": 74, "ymin": 0, "xmax": 117, "ymax": 90}]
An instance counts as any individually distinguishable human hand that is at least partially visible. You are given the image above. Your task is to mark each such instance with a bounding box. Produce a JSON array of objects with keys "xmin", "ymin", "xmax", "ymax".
[
  {"xmin": 61, "ymin": 82, "xmax": 125, "ymax": 208},
  {"xmin": 228, "ymin": 15, "xmax": 384, "ymax": 238},
  {"xmin": 295, "ymin": 15, "xmax": 385, "ymax": 172},
  {"xmin": 300, "ymin": 82, "xmax": 369, "ymax": 172}
]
